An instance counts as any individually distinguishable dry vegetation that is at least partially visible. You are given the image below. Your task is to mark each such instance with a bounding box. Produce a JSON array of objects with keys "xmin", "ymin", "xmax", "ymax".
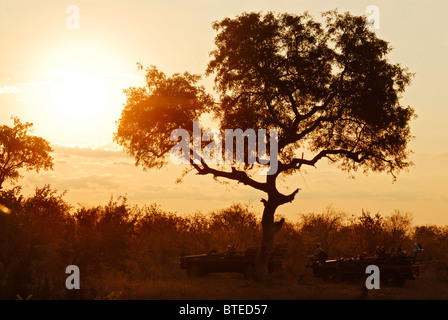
[{"xmin": 1, "ymin": 185, "xmax": 447, "ymax": 300}]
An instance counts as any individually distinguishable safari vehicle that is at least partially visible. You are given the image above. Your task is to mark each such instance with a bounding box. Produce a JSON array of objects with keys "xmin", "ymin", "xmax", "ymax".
[
  {"xmin": 311, "ymin": 245, "xmax": 424, "ymax": 286},
  {"xmin": 179, "ymin": 243, "xmax": 288, "ymax": 278}
]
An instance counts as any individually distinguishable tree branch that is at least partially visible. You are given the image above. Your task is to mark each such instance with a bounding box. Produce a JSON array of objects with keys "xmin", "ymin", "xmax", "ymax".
[
  {"xmin": 278, "ymin": 149, "xmax": 365, "ymax": 173},
  {"xmin": 190, "ymin": 155, "xmax": 269, "ymax": 193}
]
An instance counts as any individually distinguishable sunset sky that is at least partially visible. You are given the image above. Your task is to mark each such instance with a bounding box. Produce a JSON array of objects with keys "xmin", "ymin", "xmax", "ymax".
[{"xmin": 0, "ymin": 0, "xmax": 447, "ymax": 226}]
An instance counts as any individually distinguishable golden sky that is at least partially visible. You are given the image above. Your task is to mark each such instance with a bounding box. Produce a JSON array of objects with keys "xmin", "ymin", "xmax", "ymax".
[{"xmin": 0, "ymin": 0, "xmax": 447, "ymax": 225}]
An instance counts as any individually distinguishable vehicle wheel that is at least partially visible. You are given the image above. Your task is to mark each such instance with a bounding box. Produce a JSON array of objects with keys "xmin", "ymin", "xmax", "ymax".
[
  {"xmin": 323, "ymin": 269, "xmax": 339, "ymax": 283},
  {"xmin": 187, "ymin": 265, "xmax": 204, "ymax": 277},
  {"xmin": 244, "ymin": 264, "xmax": 255, "ymax": 280},
  {"xmin": 381, "ymin": 271, "xmax": 400, "ymax": 286},
  {"xmin": 396, "ymin": 278, "xmax": 406, "ymax": 287}
]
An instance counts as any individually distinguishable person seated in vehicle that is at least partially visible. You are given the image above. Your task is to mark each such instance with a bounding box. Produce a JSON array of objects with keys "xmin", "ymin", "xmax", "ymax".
[
  {"xmin": 224, "ymin": 244, "xmax": 236, "ymax": 255},
  {"xmin": 410, "ymin": 243, "xmax": 423, "ymax": 261},
  {"xmin": 389, "ymin": 245, "xmax": 406, "ymax": 262},
  {"xmin": 410, "ymin": 243, "xmax": 422, "ymax": 257},
  {"xmin": 357, "ymin": 252, "xmax": 368, "ymax": 262},
  {"xmin": 389, "ymin": 246, "xmax": 396, "ymax": 256},
  {"xmin": 394, "ymin": 244, "xmax": 407, "ymax": 262},
  {"xmin": 306, "ymin": 243, "xmax": 328, "ymax": 267},
  {"xmin": 375, "ymin": 245, "xmax": 387, "ymax": 261},
  {"xmin": 375, "ymin": 245, "xmax": 382, "ymax": 257}
]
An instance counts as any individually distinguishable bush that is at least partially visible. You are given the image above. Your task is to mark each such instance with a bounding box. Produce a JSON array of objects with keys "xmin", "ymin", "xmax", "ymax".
[{"xmin": 0, "ymin": 186, "xmax": 446, "ymax": 299}]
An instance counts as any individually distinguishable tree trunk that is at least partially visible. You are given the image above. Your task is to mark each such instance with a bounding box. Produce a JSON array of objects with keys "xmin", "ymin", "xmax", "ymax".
[{"xmin": 254, "ymin": 200, "xmax": 278, "ymax": 281}]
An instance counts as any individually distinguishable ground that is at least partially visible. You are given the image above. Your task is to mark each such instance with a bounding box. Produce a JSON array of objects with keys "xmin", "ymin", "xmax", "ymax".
[{"xmin": 89, "ymin": 265, "xmax": 448, "ymax": 300}]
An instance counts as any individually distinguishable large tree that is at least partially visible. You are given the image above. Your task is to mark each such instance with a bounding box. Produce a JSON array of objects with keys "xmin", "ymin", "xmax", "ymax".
[
  {"xmin": 0, "ymin": 117, "xmax": 54, "ymax": 189},
  {"xmin": 114, "ymin": 10, "xmax": 415, "ymax": 280}
]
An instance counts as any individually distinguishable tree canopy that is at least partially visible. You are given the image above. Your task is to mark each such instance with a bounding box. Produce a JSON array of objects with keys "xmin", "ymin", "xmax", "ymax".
[
  {"xmin": 206, "ymin": 10, "xmax": 415, "ymax": 180},
  {"xmin": 114, "ymin": 10, "xmax": 415, "ymax": 279},
  {"xmin": 0, "ymin": 117, "xmax": 54, "ymax": 189}
]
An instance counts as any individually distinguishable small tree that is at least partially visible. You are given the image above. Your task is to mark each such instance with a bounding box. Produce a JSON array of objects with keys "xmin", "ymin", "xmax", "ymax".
[
  {"xmin": 115, "ymin": 11, "xmax": 416, "ymax": 280},
  {"xmin": 0, "ymin": 117, "xmax": 54, "ymax": 189}
]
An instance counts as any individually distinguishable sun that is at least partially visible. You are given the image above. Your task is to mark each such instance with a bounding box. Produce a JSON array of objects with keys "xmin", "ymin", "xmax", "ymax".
[
  {"xmin": 37, "ymin": 39, "xmax": 127, "ymax": 124},
  {"xmin": 50, "ymin": 71, "xmax": 108, "ymax": 121},
  {"xmin": 26, "ymin": 40, "xmax": 138, "ymax": 146}
]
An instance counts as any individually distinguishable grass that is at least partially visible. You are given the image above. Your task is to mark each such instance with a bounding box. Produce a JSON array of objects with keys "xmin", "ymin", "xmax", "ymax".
[{"xmin": 88, "ymin": 265, "xmax": 448, "ymax": 300}]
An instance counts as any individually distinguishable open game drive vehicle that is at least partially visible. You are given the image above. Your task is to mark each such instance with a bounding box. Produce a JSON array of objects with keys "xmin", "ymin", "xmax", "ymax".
[
  {"xmin": 179, "ymin": 243, "xmax": 288, "ymax": 278},
  {"xmin": 311, "ymin": 244, "xmax": 424, "ymax": 286}
]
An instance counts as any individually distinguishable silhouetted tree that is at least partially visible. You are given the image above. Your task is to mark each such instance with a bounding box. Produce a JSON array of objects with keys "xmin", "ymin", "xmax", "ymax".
[
  {"xmin": 0, "ymin": 117, "xmax": 54, "ymax": 189},
  {"xmin": 114, "ymin": 11, "xmax": 415, "ymax": 280},
  {"xmin": 356, "ymin": 210, "xmax": 384, "ymax": 254},
  {"xmin": 299, "ymin": 206, "xmax": 345, "ymax": 254}
]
